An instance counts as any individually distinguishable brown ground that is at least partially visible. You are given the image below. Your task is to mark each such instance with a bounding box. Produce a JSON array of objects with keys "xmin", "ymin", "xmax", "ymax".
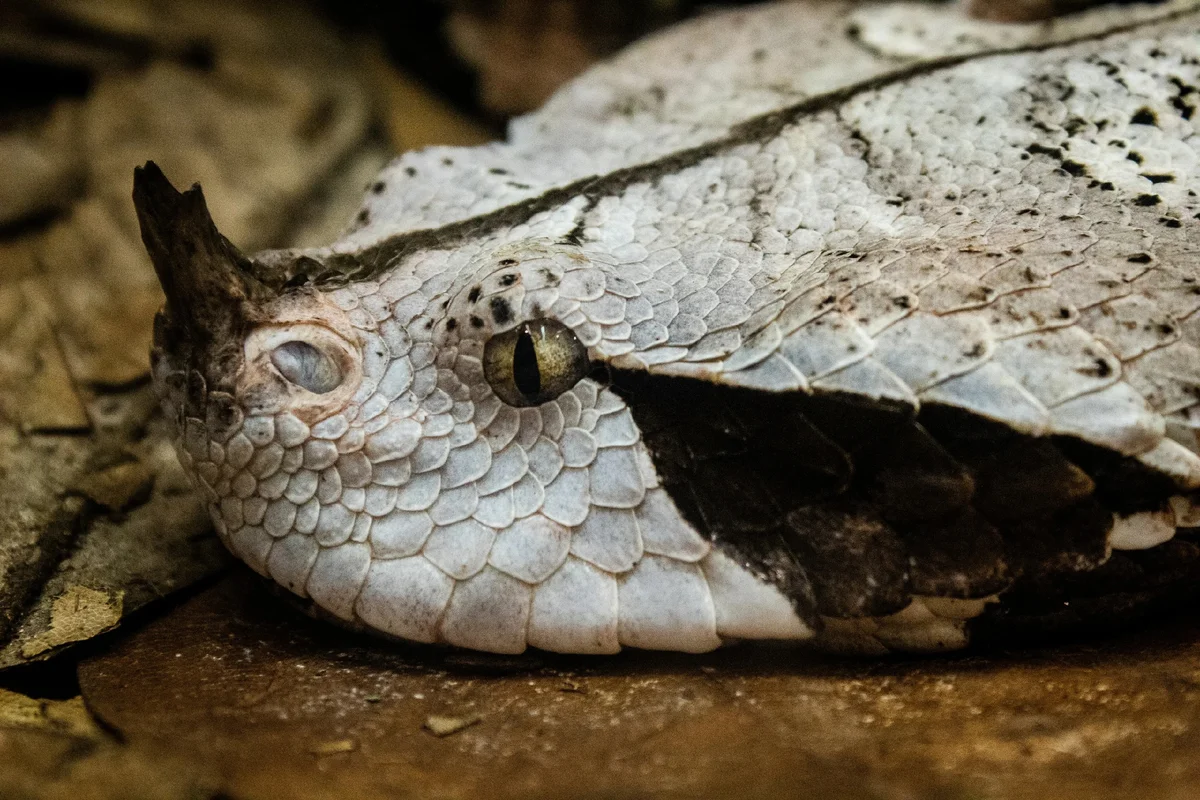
[{"xmin": 48, "ymin": 572, "xmax": 1200, "ymax": 800}]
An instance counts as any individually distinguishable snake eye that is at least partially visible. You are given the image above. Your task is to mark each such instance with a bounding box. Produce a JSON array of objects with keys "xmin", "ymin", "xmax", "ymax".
[
  {"xmin": 271, "ymin": 340, "xmax": 343, "ymax": 394},
  {"xmin": 483, "ymin": 320, "xmax": 589, "ymax": 407}
]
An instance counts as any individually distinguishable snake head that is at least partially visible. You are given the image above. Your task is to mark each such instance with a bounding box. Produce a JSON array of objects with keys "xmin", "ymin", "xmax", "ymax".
[{"xmin": 136, "ymin": 163, "xmax": 811, "ymax": 655}]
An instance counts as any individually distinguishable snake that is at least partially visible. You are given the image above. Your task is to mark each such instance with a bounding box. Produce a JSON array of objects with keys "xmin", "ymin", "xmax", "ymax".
[{"xmin": 138, "ymin": 0, "xmax": 1200, "ymax": 655}]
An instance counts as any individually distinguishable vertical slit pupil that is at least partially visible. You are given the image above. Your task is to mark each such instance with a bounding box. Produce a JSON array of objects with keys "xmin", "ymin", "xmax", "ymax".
[{"xmin": 513, "ymin": 326, "xmax": 541, "ymax": 398}]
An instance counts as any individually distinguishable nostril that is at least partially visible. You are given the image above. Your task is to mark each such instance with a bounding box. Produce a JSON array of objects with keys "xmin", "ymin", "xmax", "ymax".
[{"xmin": 271, "ymin": 341, "xmax": 343, "ymax": 394}]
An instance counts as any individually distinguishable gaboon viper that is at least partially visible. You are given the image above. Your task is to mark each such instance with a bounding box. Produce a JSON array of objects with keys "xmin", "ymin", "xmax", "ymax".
[{"xmin": 138, "ymin": 0, "xmax": 1200, "ymax": 654}]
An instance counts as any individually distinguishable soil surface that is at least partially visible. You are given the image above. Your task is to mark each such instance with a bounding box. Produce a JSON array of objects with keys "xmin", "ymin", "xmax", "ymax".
[{"xmin": 73, "ymin": 571, "xmax": 1200, "ymax": 800}]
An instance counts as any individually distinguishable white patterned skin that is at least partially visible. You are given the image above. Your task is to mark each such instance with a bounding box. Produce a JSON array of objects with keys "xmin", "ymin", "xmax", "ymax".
[{"xmin": 153, "ymin": 1, "xmax": 1200, "ymax": 654}]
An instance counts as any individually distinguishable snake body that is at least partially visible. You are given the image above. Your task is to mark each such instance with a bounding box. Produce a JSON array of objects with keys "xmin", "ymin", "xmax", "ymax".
[{"xmin": 141, "ymin": 1, "xmax": 1200, "ymax": 654}]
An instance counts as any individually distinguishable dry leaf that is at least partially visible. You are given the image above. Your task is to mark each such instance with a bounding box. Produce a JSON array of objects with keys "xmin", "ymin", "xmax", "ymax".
[
  {"xmin": 20, "ymin": 585, "xmax": 124, "ymax": 659},
  {"xmin": 0, "ymin": 689, "xmax": 104, "ymax": 739},
  {"xmin": 0, "ymin": 385, "xmax": 230, "ymax": 671},
  {"xmin": 0, "ymin": 282, "xmax": 89, "ymax": 432},
  {"xmin": 73, "ymin": 460, "xmax": 154, "ymax": 511}
]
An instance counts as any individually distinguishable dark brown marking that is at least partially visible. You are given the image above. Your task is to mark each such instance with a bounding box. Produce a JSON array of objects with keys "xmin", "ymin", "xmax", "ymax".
[{"xmin": 490, "ymin": 297, "xmax": 513, "ymax": 325}]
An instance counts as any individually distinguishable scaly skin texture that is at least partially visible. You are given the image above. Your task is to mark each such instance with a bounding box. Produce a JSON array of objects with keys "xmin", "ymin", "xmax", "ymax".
[{"xmin": 144, "ymin": 1, "xmax": 1200, "ymax": 655}]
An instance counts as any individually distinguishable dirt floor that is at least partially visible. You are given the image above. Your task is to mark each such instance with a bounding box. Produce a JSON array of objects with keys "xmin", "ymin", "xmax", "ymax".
[{"xmin": 2, "ymin": 569, "xmax": 1197, "ymax": 799}]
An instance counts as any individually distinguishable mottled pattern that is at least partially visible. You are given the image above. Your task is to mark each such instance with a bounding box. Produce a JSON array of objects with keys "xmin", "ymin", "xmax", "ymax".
[
  {"xmin": 339, "ymin": 0, "xmax": 1197, "ymax": 247},
  {"xmin": 154, "ymin": 2, "xmax": 1200, "ymax": 655}
]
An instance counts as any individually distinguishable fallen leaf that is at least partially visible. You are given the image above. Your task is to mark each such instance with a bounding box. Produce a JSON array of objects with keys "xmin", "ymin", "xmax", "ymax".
[
  {"xmin": 73, "ymin": 459, "xmax": 154, "ymax": 511},
  {"xmin": 0, "ymin": 100, "xmax": 84, "ymax": 226},
  {"xmin": 0, "ymin": 689, "xmax": 104, "ymax": 739},
  {"xmin": 0, "ymin": 281, "xmax": 90, "ymax": 432},
  {"xmin": 0, "ymin": 396, "xmax": 230, "ymax": 670},
  {"xmin": 20, "ymin": 584, "xmax": 124, "ymax": 659}
]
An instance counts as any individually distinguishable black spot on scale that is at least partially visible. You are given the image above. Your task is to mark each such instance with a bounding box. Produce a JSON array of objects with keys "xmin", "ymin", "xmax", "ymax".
[
  {"xmin": 1080, "ymin": 358, "xmax": 1114, "ymax": 378},
  {"xmin": 490, "ymin": 296, "xmax": 513, "ymax": 325},
  {"xmin": 356, "ymin": 209, "xmax": 370, "ymax": 224},
  {"xmin": 1063, "ymin": 116, "xmax": 1089, "ymax": 136},
  {"xmin": 1172, "ymin": 95, "xmax": 1196, "ymax": 121},
  {"xmin": 499, "ymin": 273, "xmax": 518, "ymax": 288},
  {"xmin": 1135, "ymin": 194, "xmax": 1162, "ymax": 207},
  {"xmin": 405, "ymin": 166, "xmax": 417, "ymax": 177},
  {"xmin": 1143, "ymin": 173, "xmax": 1175, "ymax": 184},
  {"xmin": 470, "ymin": 316, "xmax": 485, "ymax": 329},
  {"xmin": 445, "ymin": 318, "xmax": 457, "ymax": 331},
  {"xmin": 1127, "ymin": 252, "xmax": 1153, "ymax": 264},
  {"xmin": 371, "ymin": 181, "xmax": 386, "ymax": 194},
  {"xmin": 498, "ymin": 258, "xmax": 518, "ymax": 267},
  {"xmin": 468, "ymin": 286, "xmax": 482, "ymax": 303},
  {"xmin": 1060, "ymin": 160, "xmax": 1088, "ymax": 177},
  {"xmin": 1131, "ymin": 107, "xmax": 1158, "ymax": 126},
  {"xmin": 1026, "ymin": 143, "xmax": 1063, "ymax": 159}
]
